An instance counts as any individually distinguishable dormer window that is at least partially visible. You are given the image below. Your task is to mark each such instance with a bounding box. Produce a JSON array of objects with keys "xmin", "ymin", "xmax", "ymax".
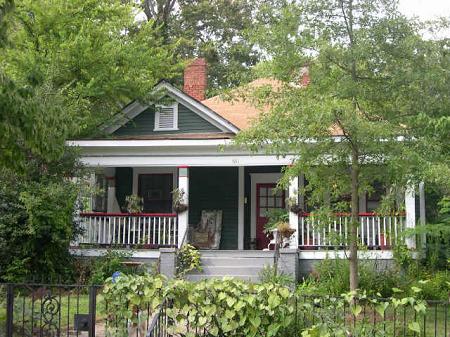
[{"xmin": 154, "ymin": 103, "xmax": 178, "ymax": 131}]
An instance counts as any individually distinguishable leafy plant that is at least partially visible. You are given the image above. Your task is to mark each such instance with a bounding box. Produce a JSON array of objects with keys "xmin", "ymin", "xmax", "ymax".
[
  {"xmin": 263, "ymin": 208, "xmax": 289, "ymax": 234},
  {"xmin": 103, "ymin": 273, "xmax": 166, "ymax": 336},
  {"xmin": 165, "ymin": 278, "xmax": 295, "ymax": 337},
  {"xmin": 88, "ymin": 249, "xmax": 145, "ymax": 285},
  {"xmin": 172, "ymin": 188, "xmax": 188, "ymax": 213},
  {"xmin": 125, "ymin": 194, "xmax": 143, "ymax": 214},
  {"xmin": 259, "ymin": 265, "xmax": 295, "ymax": 287},
  {"xmin": 175, "ymin": 244, "xmax": 201, "ymax": 278}
]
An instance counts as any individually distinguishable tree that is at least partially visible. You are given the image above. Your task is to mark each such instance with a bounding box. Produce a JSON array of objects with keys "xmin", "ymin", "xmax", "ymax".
[
  {"xmin": 237, "ymin": 0, "xmax": 450, "ymax": 290},
  {"xmin": 0, "ymin": 0, "xmax": 180, "ymax": 279},
  {"xmin": 140, "ymin": 0, "xmax": 265, "ymax": 96}
]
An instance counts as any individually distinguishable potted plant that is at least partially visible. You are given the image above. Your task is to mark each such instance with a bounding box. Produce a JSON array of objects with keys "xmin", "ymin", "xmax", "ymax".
[
  {"xmin": 125, "ymin": 194, "xmax": 143, "ymax": 213},
  {"xmin": 172, "ymin": 188, "xmax": 188, "ymax": 213}
]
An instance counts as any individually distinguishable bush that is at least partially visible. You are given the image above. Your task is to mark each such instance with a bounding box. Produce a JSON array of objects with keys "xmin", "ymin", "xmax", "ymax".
[
  {"xmin": 259, "ymin": 264, "xmax": 295, "ymax": 287},
  {"xmin": 306, "ymin": 258, "xmax": 404, "ymax": 297},
  {"xmin": 83, "ymin": 249, "xmax": 145, "ymax": 284}
]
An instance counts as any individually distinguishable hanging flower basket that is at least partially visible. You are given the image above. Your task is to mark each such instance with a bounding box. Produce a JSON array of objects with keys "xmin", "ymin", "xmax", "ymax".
[{"xmin": 174, "ymin": 203, "xmax": 188, "ymax": 213}]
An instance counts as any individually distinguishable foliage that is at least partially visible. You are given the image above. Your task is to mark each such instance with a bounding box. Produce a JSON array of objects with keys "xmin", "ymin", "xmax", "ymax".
[
  {"xmin": 0, "ymin": 0, "xmax": 180, "ymax": 170},
  {"xmin": 103, "ymin": 274, "xmax": 447, "ymax": 337},
  {"xmin": 87, "ymin": 249, "xmax": 148, "ymax": 285},
  {"xmin": 125, "ymin": 194, "xmax": 144, "ymax": 214},
  {"xmin": 175, "ymin": 243, "xmax": 201, "ymax": 278},
  {"xmin": 237, "ymin": 0, "xmax": 450, "ymax": 290},
  {"xmin": 305, "ymin": 257, "xmax": 450, "ymax": 301},
  {"xmin": 172, "ymin": 187, "xmax": 188, "ymax": 213},
  {"xmin": 258, "ymin": 265, "xmax": 295, "ymax": 288},
  {"xmin": 0, "ymin": 152, "xmax": 82, "ymax": 282},
  {"xmin": 263, "ymin": 208, "xmax": 289, "ymax": 234},
  {"xmin": 103, "ymin": 273, "xmax": 166, "ymax": 336},
  {"xmin": 307, "ymin": 258, "xmax": 401, "ymax": 298},
  {"xmin": 141, "ymin": 0, "xmax": 265, "ymax": 95},
  {"xmin": 166, "ymin": 278, "xmax": 295, "ymax": 337}
]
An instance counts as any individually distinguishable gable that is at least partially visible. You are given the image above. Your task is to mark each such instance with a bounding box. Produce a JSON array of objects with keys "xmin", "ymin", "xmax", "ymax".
[{"xmin": 113, "ymin": 103, "xmax": 222, "ymax": 137}]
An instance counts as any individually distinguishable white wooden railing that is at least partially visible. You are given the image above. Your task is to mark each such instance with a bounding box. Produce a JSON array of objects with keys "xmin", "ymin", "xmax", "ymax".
[
  {"xmin": 77, "ymin": 213, "xmax": 178, "ymax": 247},
  {"xmin": 298, "ymin": 213, "xmax": 406, "ymax": 249}
]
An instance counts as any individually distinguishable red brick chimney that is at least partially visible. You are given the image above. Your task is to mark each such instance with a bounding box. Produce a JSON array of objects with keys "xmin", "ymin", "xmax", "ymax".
[{"xmin": 183, "ymin": 58, "xmax": 207, "ymax": 101}]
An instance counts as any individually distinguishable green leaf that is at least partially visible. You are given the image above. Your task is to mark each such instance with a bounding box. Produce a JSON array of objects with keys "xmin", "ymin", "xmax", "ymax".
[{"xmin": 408, "ymin": 322, "xmax": 421, "ymax": 333}]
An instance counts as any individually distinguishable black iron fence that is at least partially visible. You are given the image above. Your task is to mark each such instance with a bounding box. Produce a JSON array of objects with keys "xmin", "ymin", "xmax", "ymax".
[
  {"xmin": 145, "ymin": 295, "xmax": 449, "ymax": 337},
  {"xmin": 2, "ymin": 283, "xmax": 449, "ymax": 337},
  {"xmin": 1, "ymin": 283, "xmax": 104, "ymax": 337}
]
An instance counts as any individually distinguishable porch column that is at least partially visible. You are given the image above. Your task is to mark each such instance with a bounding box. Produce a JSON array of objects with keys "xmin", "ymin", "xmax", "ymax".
[
  {"xmin": 238, "ymin": 167, "xmax": 245, "ymax": 250},
  {"xmin": 405, "ymin": 184, "xmax": 416, "ymax": 249},
  {"xmin": 178, "ymin": 166, "xmax": 189, "ymax": 248},
  {"xmin": 288, "ymin": 176, "xmax": 299, "ymax": 249},
  {"xmin": 105, "ymin": 168, "xmax": 117, "ymax": 213}
]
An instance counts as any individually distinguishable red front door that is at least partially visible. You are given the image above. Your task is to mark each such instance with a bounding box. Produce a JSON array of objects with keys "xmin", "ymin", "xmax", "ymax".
[{"xmin": 256, "ymin": 183, "xmax": 286, "ymax": 250}]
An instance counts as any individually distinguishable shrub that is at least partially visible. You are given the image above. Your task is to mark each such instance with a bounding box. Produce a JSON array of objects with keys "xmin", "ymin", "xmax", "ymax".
[
  {"xmin": 259, "ymin": 264, "xmax": 295, "ymax": 287},
  {"xmin": 175, "ymin": 243, "xmax": 201, "ymax": 278},
  {"xmin": 88, "ymin": 249, "xmax": 147, "ymax": 285},
  {"xmin": 307, "ymin": 258, "xmax": 404, "ymax": 297}
]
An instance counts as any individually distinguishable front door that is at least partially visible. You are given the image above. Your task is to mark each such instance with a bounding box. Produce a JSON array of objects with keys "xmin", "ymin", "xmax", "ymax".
[{"xmin": 256, "ymin": 183, "xmax": 285, "ymax": 249}]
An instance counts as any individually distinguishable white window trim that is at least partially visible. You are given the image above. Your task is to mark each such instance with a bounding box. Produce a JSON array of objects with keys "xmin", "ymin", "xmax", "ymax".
[{"xmin": 154, "ymin": 103, "xmax": 179, "ymax": 131}]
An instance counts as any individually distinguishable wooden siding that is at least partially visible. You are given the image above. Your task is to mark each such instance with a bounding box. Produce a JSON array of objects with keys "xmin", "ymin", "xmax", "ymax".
[
  {"xmin": 113, "ymin": 104, "xmax": 221, "ymax": 136},
  {"xmin": 189, "ymin": 167, "xmax": 238, "ymax": 250}
]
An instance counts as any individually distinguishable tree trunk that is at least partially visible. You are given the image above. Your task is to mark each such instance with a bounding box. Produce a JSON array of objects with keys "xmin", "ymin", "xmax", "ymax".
[{"xmin": 349, "ymin": 148, "xmax": 359, "ymax": 291}]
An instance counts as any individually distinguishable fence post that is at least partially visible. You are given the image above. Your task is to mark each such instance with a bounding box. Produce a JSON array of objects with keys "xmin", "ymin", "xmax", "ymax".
[
  {"xmin": 88, "ymin": 286, "xmax": 97, "ymax": 337},
  {"xmin": 6, "ymin": 284, "xmax": 14, "ymax": 337}
]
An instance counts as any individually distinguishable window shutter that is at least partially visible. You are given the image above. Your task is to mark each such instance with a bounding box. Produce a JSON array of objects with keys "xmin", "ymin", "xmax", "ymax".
[{"xmin": 155, "ymin": 104, "xmax": 178, "ymax": 130}]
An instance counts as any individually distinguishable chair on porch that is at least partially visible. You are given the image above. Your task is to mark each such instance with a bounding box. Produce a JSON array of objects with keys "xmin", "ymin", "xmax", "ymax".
[{"xmin": 189, "ymin": 210, "xmax": 222, "ymax": 249}]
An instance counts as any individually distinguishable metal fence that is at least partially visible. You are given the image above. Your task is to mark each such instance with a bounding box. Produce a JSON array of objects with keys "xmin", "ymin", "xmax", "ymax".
[
  {"xmin": 145, "ymin": 295, "xmax": 449, "ymax": 337},
  {"xmin": 1, "ymin": 283, "xmax": 103, "ymax": 337},
  {"xmin": 2, "ymin": 283, "xmax": 448, "ymax": 337}
]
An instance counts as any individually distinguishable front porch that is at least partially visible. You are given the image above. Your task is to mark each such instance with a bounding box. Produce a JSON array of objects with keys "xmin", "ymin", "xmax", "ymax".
[{"xmin": 73, "ymin": 164, "xmax": 417, "ymax": 254}]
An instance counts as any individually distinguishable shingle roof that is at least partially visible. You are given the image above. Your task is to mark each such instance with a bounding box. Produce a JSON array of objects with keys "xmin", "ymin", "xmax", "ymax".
[
  {"xmin": 202, "ymin": 77, "xmax": 344, "ymax": 136},
  {"xmin": 201, "ymin": 78, "xmax": 282, "ymax": 130}
]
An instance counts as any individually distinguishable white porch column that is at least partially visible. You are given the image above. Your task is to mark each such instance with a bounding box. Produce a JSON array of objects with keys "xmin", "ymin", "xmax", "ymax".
[
  {"xmin": 288, "ymin": 176, "xmax": 299, "ymax": 249},
  {"xmin": 405, "ymin": 184, "xmax": 416, "ymax": 249},
  {"xmin": 238, "ymin": 167, "xmax": 245, "ymax": 250},
  {"xmin": 104, "ymin": 168, "xmax": 118, "ymax": 213},
  {"xmin": 177, "ymin": 166, "xmax": 189, "ymax": 248}
]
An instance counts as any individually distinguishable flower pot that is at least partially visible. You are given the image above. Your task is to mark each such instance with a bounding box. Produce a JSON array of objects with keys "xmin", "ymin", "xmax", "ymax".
[{"xmin": 289, "ymin": 204, "xmax": 302, "ymax": 214}]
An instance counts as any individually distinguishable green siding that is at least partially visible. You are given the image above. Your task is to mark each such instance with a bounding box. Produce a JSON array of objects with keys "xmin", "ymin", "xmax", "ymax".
[
  {"xmin": 113, "ymin": 104, "xmax": 221, "ymax": 136},
  {"xmin": 115, "ymin": 167, "xmax": 133, "ymax": 211},
  {"xmin": 189, "ymin": 167, "xmax": 238, "ymax": 250}
]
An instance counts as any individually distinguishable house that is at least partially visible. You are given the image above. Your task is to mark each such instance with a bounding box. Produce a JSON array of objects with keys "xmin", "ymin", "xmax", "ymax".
[{"xmin": 68, "ymin": 59, "xmax": 425, "ymax": 280}]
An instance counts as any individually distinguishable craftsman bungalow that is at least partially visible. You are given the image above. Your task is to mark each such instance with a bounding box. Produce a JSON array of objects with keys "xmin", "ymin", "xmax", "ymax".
[{"xmin": 68, "ymin": 59, "xmax": 424, "ymax": 279}]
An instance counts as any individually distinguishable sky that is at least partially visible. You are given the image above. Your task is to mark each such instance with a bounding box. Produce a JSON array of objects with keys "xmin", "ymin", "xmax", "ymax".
[{"xmin": 398, "ymin": 0, "xmax": 450, "ymax": 20}]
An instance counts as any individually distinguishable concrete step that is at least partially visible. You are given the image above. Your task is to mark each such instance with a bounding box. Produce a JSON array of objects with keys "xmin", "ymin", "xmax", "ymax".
[
  {"xmin": 190, "ymin": 265, "xmax": 267, "ymax": 276},
  {"xmin": 186, "ymin": 250, "xmax": 276, "ymax": 281},
  {"xmin": 199, "ymin": 257, "xmax": 274, "ymax": 267},
  {"xmin": 186, "ymin": 274, "xmax": 260, "ymax": 282}
]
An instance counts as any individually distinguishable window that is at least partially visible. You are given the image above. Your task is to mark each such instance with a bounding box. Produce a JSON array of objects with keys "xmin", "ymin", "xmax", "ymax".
[
  {"xmin": 138, "ymin": 174, "xmax": 173, "ymax": 213},
  {"xmin": 154, "ymin": 104, "xmax": 178, "ymax": 131}
]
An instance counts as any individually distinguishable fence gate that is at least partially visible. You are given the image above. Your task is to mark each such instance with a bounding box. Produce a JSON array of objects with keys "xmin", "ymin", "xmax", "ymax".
[{"xmin": 3, "ymin": 283, "xmax": 103, "ymax": 337}]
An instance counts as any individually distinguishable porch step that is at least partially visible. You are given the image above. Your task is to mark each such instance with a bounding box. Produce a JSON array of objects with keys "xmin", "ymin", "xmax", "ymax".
[{"xmin": 185, "ymin": 250, "xmax": 276, "ymax": 282}]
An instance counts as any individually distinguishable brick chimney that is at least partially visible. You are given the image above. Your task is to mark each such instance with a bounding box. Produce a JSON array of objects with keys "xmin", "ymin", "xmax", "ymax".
[{"xmin": 183, "ymin": 58, "xmax": 207, "ymax": 101}]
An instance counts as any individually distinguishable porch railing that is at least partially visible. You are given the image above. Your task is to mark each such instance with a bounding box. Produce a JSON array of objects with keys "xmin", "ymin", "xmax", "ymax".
[
  {"xmin": 77, "ymin": 213, "xmax": 178, "ymax": 248},
  {"xmin": 298, "ymin": 213, "xmax": 405, "ymax": 249}
]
